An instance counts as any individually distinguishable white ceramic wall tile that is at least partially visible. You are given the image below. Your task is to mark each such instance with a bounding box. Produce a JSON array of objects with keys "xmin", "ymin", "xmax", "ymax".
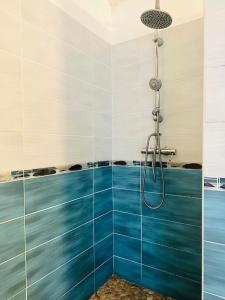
[
  {"xmin": 0, "ymin": 9, "xmax": 21, "ymax": 56},
  {"xmin": 92, "ymin": 61, "xmax": 111, "ymax": 91},
  {"xmin": 204, "ymin": 123, "xmax": 225, "ymax": 177},
  {"xmin": 0, "ymin": 132, "xmax": 23, "ymax": 172},
  {"xmin": 0, "ymin": 91, "xmax": 22, "ymax": 132},
  {"xmin": 94, "ymin": 138, "xmax": 112, "ymax": 162},
  {"xmin": 91, "ymin": 34, "xmax": 111, "ymax": 66},
  {"xmin": 112, "ymin": 137, "xmax": 141, "ymax": 161},
  {"xmin": 94, "ymin": 112, "xmax": 112, "ymax": 139},
  {"xmin": 92, "ymin": 87, "xmax": 112, "ymax": 113},
  {"xmin": 0, "ymin": 0, "xmax": 20, "ymax": 17},
  {"xmin": 23, "ymin": 134, "xmax": 94, "ymax": 169},
  {"xmin": 0, "ymin": 50, "xmax": 21, "ymax": 93},
  {"xmin": 22, "ymin": 0, "xmax": 91, "ymax": 55},
  {"xmin": 205, "ymin": 66, "xmax": 225, "ymax": 122}
]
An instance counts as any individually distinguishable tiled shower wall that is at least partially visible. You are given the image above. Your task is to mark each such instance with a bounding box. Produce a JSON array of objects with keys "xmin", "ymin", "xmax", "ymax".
[
  {"xmin": 112, "ymin": 18, "xmax": 203, "ymax": 163},
  {"xmin": 0, "ymin": 0, "xmax": 112, "ymax": 299},
  {"xmin": 203, "ymin": 1, "xmax": 225, "ymax": 299},
  {"xmin": 113, "ymin": 165, "xmax": 202, "ymax": 300}
]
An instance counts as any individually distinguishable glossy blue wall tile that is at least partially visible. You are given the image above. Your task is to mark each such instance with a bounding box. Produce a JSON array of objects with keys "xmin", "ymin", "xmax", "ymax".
[
  {"xmin": 142, "ymin": 192, "xmax": 201, "ymax": 226},
  {"xmin": 94, "ymin": 189, "xmax": 112, "ymax": 218},
  {"xmin": 0, "ymin": 218, "xmax": 25, "ymax": 264},
  {"xmin": 95, "ymin": 258, "xmax": 113, "ymax": 291},
  {"xmin": 26, "ymin": 195, "xmax": 93, "ymax": 250},
  {"xmin": 94, "ymin": 211, "xmax": 113, "ymax": 243},
  {"xmin": 0, "ymin": 254, "xmax": 26, "ymax": 299},
  {"xmin": 25, "ymin": 170, "xmax": 93, "ymax": 214},
  {"xmin": 95, "ymin": 234, "xmax": 113, "ymax": 268},
  {"xmin": 27, "ymin": 247, "xmax": 94, "ymax": 300},
  {"xmin": 113, "ymin": 166, "xmax": 140, "ymax": 191},
  {"xmin": 0, "ymin": 181, "xmax": 24, "ymax": 222},
  {"xmin": 62, "ymin": 273, "xmax": 94, "ymax": 300},
  {"xmin": 27, "ymin": 221, "xmax": 93, "ymax": 286},
  {"xmin": 142, "ymin": 241, "xmax": 201, "ymax": 282},
  {"xmin": 205, "ymin": 190, "xmax": 225, "ymax": 244},
  {"xmin": 114, "ymin": 189, "xmax": 141, "ymax": 215},
  {"xmin": 114, "ymin": 234, "xmax": 141, "ymax": 263},
  {"xmin": 142, "ymin": 265, "xmax": 201, "ymax": 300},
  {"xmin": 114, "ymin": 256, "xmax": 141, "ymax": 285},
  {"xmin": 204, "ymin": 293, "xmax": 223, "ymax": 300},
  {"xmin": 94, "ymin": 167, "xmax": 112, "ymax": 192},
  {"xmin": 142, "ymin": 216, "xmax": 201, "ymax": 254},
  {"xmin": 114, "ymin": 211, "xmax": 141, "ymax": 239},
  {"xmin": 204, "ymin": 242, "xmax": 225, "ymax": 297},
  {"xmin": 144, "ymin": 168, "xmax": 202, "ymax": 197}
]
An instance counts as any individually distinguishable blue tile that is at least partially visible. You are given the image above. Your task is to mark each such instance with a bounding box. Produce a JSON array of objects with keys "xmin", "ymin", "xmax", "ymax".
[
  {"xmin": 94, "ymin": 189, "xmax": 112, "ymax": 218},
  {"xmin": 94, "ymin": 212, "xmax": 112, "ymax": 243},
  {"xmin": 113, "ymin": 189, "xmax": 141, "ymax": 215},
  {"xmin": 26, "ymin": 195, "xmax": 93, "ymax": 250},
  {"xmin": 144, "ymin": 168, "xmax": 202, "ymax": 197},
  {"xmin": 94, "ymin": 167, "xmax": 112, "ymax": 192},
  {"xmin": 61, "ymin": 273, "xmax": 94, "ymax": 300},
  {"xmin": 114, "ymin": 211, "xmax": 141, "ymax": 239},
  {"xmin": 95, "ymin": 258, "xmax": 113, "ymax": 291},
  {"xmin": 142, "ymin": 265, "xmax": 201, "ymax": 300},
  {"xmin": 204, "ymin": 242, "xmax": 225, "ymax": 297},
  {"xmin": 10, "ymin": 289, "xmax": 26, "ymax": 300},
  {"xmin": 25, "ymin": 169, "xmax": 93, "ymax": 214},
  {"xmin": 142, "ymin": 241, "xmax": 201, "ymax": 282},
  {"xmin": 0, "ymin": 254, "xmax": 26, "ymax": 299},
  {"xmin": 0, "ymin": 218, "xmax": 24, "ymax": 264},
  {"xmin": 114, "ymin": 234, "xmax": 141, "ymax": 263},
  {"xmin": 142, "ymin": 192, "xmax": 201, "ymax": 226},
  {"xmin": 27, "ymin": 247, "xmax": 94, "ymax": 300},
  {"xmin": 114, "ymin": 256, "xmax": 141, "ymax": 285},
  {"xmin": 205, "ymin": 190, "xmax": 225, "ymax": 244},
  {"xmin": 27, "ymin": 221, "xmax": 93, "ymax": 285},
  {"xmin": 95, "ymin": 234, "xmax": 113, "ymax": 268},
  {"xmin": 204, "ymin": 293, "xmax": 224, "ymax": 300},
  {"xmin": 0, "ymin": 181, "xmax": 24, "ymax": 223},
  {"xmin": 142, "ymin": 217, "xmax": 201, "ymax": 254},
  {"xmin": 113, "ymin": 166, "xmax": 140, "ymax": 191}
]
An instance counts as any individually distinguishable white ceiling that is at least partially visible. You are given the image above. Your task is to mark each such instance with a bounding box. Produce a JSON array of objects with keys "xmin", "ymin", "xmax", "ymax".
[{"xmin": 51, "ymin": 0, "xmax": 203, "ymax": 44}]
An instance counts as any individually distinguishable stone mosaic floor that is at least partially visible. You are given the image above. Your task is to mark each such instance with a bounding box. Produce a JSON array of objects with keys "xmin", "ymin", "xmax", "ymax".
[{"xmin": 90, "ymin": 275, "xmax": 174, "ymax": 300}]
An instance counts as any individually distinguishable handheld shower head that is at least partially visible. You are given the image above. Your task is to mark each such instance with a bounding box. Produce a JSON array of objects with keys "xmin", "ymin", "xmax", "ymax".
[
  {"xmin": 140, "ymin": 0, "xmax": 172, "ymax": 29},
  {"xmin": 149, "ymin": 78, "xmax": 162, "ymax": 91}
]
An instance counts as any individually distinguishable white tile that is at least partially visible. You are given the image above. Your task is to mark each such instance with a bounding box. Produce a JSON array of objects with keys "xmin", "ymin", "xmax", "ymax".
[
  {"xmin": 94, "ymin": 137, "xmax": 112, "ymax": 162},
  {"xmin": 92, "ymin": 86, "xmax": 112, "ymax": 113},
  {"xmin": 23, "ymin": 134, "xmax": 94, "ymax": 169},
  {"xmin": 24, "ymin": 96, "xmax": 93, "ymax": 137},
  {"xmin": 0, "ymin": 92, "xmax": 22, "ymax": 131},
  {"xmin": 205, "ymin": 66, "xmax": 225, "ymax": 122},
  {"xmin": 0, "ymin": 132, "xmax": 23, "ymax": 172},
  {"xmin": 0, "ymin": 50, "xmax": 21, "ymax": 93},
  {"xmin": 204, "ymin": 122, "xmax": 225, "ymax": 177},
  {"xmin": 22, "ymin": 21, "xmax": 92, "ymax": 82},
  {"xmin": 0, "ymin": 0, "xmax": 20, "ymax": 17},
  {"xmin": 91, "ymin": 34, "xmax": 111, "ymax": 66},
  {"xmin": 92, "ymin": 61, "xmax": 111, "ymax": 91},
  {"xmin": 22, "ymin": 0, "xmax": 91, "ymax": 55},
  {"xmin": 112, "ymin": 137, "xmax": 141, "ymax": 161},
  {"xmin": 0, "ymin": 9, "xmax": 21, "ymax": 55},
  {"xmin": 94, "ymin": 112, "xmax": 112, "ymax": 139}
]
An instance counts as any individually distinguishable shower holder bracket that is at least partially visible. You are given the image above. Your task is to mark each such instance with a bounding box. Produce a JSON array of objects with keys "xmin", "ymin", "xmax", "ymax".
[{"xmin": 141, "ymin": 148, "xmax": 176, "ymax": 156}]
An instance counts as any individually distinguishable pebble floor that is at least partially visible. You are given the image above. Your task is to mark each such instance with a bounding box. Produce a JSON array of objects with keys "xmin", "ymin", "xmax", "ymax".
[{"xmin": 89, "ymin": 275, "xmax": 174, "ymax": 300}]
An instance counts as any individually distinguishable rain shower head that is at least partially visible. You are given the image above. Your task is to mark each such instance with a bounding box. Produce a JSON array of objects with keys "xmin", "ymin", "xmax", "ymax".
[{"xmin": 140, "ymin": 0, "xmax": 172, "ymax": 29}]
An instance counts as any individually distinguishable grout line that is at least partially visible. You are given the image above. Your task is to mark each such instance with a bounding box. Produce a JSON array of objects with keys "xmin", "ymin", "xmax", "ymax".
[
  {"xmin": 114, "ymin": 255, "xmax": 201, "ymax": 284},
  {"xmin": 204, "ymin": 291, "xmax": 225, "ymax": 299},
  {"xmin": 113, "ymin": 187, "xmax": 202, "ymax": 200},
  {"xmin": 204, "ymin": 240, "xmax": 225, "ymax": 247},
  {"xmin": 25, "ymin": 193, "xmax": 94, "ymax": 217},
  {"xmin": 0, "ymin": 252, "xmax": 25, "ymax": 267},
  {"xmin": 94, "ymin": 210, "xmax": 113, "ymax": 221},
  {"xmin": 0, "ymin": 216, "xmax": 24, "ymax": 226},
  {"xmin": 27, "ymin": 246, "xmax": 93, "ymax": 289},
  {"xmin": 114, "ymin": 209, "xmax": 201, "ymax": 228},
  {"xmin": 26, "ymin": 220, "xmax": 93, "ymax": 253},
  {"xmin": 8, "ymin": 288, "xmax": 26, "ymax": 300},
  {"xmin": 94, "ymin": 233, "xmax": 113, "ymax": 247},
  {"xmin": 94, "ymin": 187, "xmax": 112, "ymax": 194}
]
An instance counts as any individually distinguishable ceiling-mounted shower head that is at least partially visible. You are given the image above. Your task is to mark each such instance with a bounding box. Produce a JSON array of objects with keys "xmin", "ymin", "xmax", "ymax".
[
  {"xmin": 140, "ymin": 0, "xmax": 172, "ymax": 29},
  {"xmin": 149, "ymin": 78, "xmax": 162, "ymax": 91}
]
